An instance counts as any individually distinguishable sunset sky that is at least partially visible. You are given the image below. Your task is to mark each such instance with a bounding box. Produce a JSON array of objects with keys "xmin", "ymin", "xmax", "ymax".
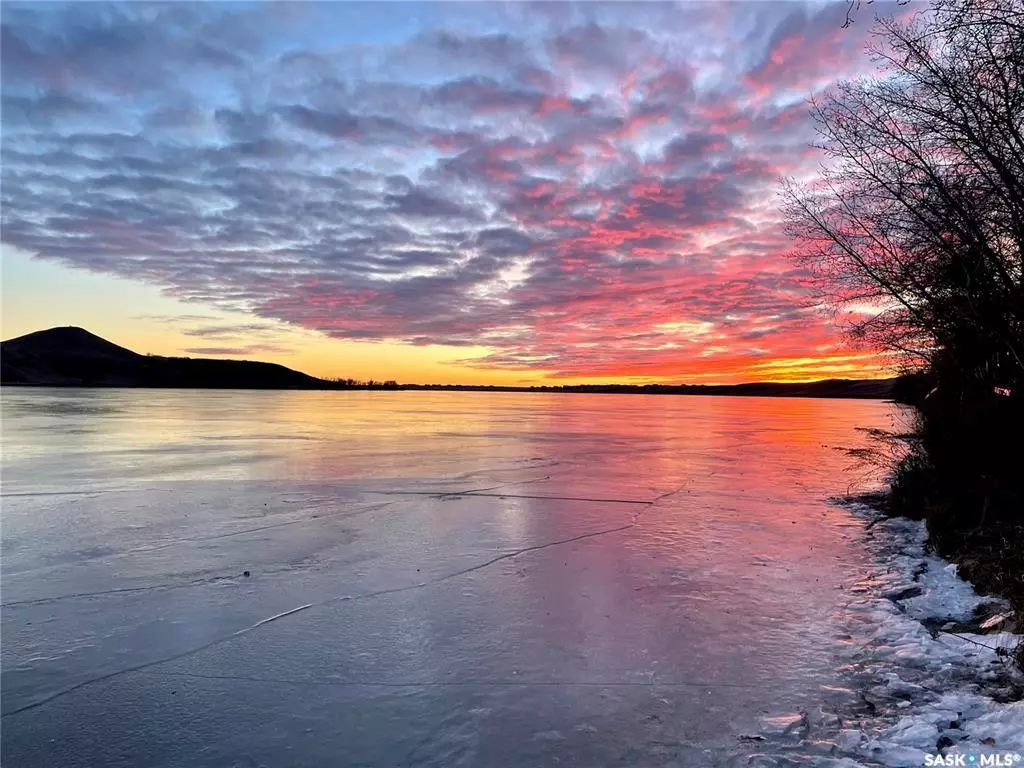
[{"xmin": 1, "ymin": 1, "xmax": 901, "ymax": 385}]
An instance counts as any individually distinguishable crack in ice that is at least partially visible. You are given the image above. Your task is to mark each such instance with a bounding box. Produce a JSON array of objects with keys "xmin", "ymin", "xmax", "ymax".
[
  {"xmin": 375, "ymin": 490, "xmax": 652, "ymax": 505},
  {"xmin": 2, "ymin": 481, "xmax": 683, "ymax": 718},
  {"xmin": 2, "ymin": 500, "xmax": 395, "ymax": 583}
]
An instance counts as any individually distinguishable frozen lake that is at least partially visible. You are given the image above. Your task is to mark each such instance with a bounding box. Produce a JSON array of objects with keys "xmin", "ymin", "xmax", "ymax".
[{"xmin": 1, "ymin": 388, "xmax": 902, "ymax": 767}]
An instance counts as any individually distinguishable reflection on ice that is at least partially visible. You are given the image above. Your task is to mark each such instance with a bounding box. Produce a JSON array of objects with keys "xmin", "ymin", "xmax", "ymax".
[{"xmin": 1, "ymin": 390, "xmax": 1020, "ymax": 766}]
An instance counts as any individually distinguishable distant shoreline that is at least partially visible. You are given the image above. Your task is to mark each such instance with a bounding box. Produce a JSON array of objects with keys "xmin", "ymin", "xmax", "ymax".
[
  {"xmin": 1, "ymin": 380, "xmax": 899, "ymax": 400},
  {"xmin": 1, "ymin": 326, "xmax": 900, "ymax": 400}
]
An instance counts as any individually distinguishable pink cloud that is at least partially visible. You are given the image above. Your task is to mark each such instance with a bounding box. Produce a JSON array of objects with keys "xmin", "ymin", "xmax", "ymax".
[{"xmin": 1, "ymin": 1, "xmax": 894, "ymax": 382}]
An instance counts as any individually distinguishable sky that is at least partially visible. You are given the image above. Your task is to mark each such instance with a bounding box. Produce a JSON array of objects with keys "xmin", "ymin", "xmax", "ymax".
[{"xmin": 1, "ymin": 1, "xmax": 900, "ymax": 385}]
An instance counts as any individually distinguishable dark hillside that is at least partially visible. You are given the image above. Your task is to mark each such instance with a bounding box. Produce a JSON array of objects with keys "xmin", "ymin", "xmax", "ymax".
[{"xmin": 1, "ymin": 327, "xmax": 327, "ymax": 389}]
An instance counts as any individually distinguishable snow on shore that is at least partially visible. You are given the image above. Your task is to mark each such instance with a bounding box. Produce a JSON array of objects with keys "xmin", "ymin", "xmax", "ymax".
[{"xmin": 833, "ymin": 508, "xmax": 1023, "ymax": 767}]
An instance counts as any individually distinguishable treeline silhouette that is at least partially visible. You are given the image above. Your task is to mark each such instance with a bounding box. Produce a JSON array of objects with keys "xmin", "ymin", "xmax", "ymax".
[
  {"xmin": 785, "ymin": 0, "xmax": 1023, "ymax": 655},
  {"xmin": 395, "ymin": 380, "xmax": 898, "ymax": 398},
  {"xmin": 327, "ymin": 378, "xmax": 400, "ymax": 389}
]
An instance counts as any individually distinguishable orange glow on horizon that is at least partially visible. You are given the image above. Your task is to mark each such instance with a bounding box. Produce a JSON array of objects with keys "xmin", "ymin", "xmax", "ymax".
[{"xmin": 2, "ymin": 248, "xmax": 894, "ymax": 387}]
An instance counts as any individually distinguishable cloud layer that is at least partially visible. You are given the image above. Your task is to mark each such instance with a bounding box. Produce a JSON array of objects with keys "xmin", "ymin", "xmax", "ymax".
[{"xmin": 1, "ymin": 2, "xmax": 890, "ymax": 380}]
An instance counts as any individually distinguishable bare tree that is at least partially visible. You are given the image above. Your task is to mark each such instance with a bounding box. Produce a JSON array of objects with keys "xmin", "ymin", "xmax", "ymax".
[
  {"xmin": 842, "ymin": 0, "xmax": 910, "ymax": 29},
  {"xmin": 784, "ymin": 0, "xmax": 1024, "ymax": 393}
]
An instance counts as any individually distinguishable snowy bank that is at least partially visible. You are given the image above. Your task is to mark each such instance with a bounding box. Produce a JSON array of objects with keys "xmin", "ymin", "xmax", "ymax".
[
  {"xmin": 742, "ymin": 507, "xmax": 1023, "ymax": 768},
  {"xmin": 833, "ymin": 509, "xmax": 1023, "ymax": 767}
]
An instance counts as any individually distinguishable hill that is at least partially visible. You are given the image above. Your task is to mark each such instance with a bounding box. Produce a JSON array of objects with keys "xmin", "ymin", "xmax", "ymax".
[{"xmin": 0, "ymin": 327, "xmax": 328, "ymax": 389}]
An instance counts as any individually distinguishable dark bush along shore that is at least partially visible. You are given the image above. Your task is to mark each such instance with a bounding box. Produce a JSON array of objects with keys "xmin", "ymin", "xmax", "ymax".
[{"xmin": 888, "ymin": 373, "xmax": 1024, "ymax": 670}]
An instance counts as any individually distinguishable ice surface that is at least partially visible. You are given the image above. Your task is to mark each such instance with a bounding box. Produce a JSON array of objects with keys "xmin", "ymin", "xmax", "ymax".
[{"xmin": 1, "ymin": 389, "xmax": 1020, "ymax": 767}]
